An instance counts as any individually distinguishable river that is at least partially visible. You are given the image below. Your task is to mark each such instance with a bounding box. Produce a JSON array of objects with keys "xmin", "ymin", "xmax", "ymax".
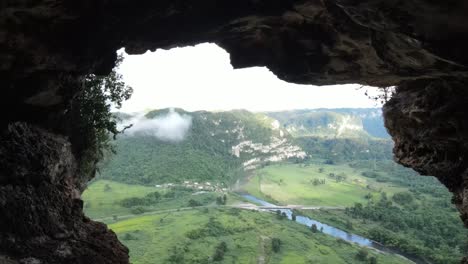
[{"xmin": 241, "ymin": 194, "xmax": 428, "ymax": 264}]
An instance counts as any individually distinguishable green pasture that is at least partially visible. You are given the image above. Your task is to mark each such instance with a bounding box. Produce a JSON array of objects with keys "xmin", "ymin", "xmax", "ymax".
[
  {"xmin": 109, "ymin": 208, "xmax": 410, "ymax": 264},
  {"xmin": 243, "ymin": 163, "xmax": 406, "ymax": 207}
]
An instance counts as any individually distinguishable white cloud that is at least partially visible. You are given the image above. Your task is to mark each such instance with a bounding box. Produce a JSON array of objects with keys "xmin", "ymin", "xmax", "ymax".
[
  {"xmin": 118, "ymin": 43, "xmax": 381, "ymax": 112},
  {"xmin": 122, "ymin": 109, "xmax": 192, "ymax": 142}
]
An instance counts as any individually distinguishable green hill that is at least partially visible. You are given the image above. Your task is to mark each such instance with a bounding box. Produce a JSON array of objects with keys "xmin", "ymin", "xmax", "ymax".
[
  {"xmin": 98, "ymin": 109, "xmax": 306, "ymax": 185},
  {"xmin": 98, "ymin": 108, "xmax": 393, "ymax": 185}
]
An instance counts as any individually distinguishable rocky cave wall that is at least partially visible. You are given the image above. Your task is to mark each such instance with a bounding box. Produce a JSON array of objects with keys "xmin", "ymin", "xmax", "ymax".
[{"xmin": 1, "ymin": 0, "xmax": 468, "ymax": 263}]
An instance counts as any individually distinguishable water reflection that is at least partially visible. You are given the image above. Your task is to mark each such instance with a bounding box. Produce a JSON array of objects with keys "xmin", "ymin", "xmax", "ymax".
[{"xmin": 241, "ymin": 194, "xmax": 423, "ymax": 264}]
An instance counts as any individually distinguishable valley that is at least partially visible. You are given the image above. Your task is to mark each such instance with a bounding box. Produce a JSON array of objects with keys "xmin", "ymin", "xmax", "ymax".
[{"xmin": 83, "ymin": 108, "xmax": 466, "ymax": 264}]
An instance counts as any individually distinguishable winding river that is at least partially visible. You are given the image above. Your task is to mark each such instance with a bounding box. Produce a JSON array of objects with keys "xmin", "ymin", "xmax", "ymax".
[{"xmin": 241, "ymin": 194, "xmax": 427, "ymax": 264}]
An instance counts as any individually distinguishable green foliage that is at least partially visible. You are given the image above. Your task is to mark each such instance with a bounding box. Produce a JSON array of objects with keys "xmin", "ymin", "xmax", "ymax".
[
  {"xmin": 72, "ymin": 54, "xmax": 133, "ymax": 177},
  {"xmin": 355, "ymin": 248, "xmax": 369, "ymax": 261},
  {"xmin": 297, "ymin": 137, "xmax": 393, "ymax": 164},
  {"xmin": 392, "ymin": 192, "xmax": 414, "ymax": 205},
  {"xmin": 311, "ymin": 224, "xmax": 318, "ymax": 233},
  {"xmin": 110, "ymin": 209, "xmax": 409, "ymax": 264},
  {"xmin": 167, "ymin": 246, "xmax": 185, "ymax": 264},
  {"xmin": 119, "ymin": 191, "xmax": 161, "ymax": 208},
  {"xmin": 245, "ymin": 158, "xmax": 465, "ymax": 264},
  {"xmin": 271, "ymin": 238, "xmax": 282, "ymax": 253},
  {"xmin": 188, "ymin": 199, "xmax": 202, "ymax": 207},
  {"xmin": 346, "ymin": 196, "xmax": 466, "ymax": 263},
  {"xmin": 104, "ymin": 184, "xmax": 112, "ymax": 192},
  {"xmin": 185, "ymin": 217, "xmax": 243, "ymax": 240},
  {"xmin": 97, "ymin": 109, "xmax": 290, "ymax": 185},
  {"xmin": 212, "ymin": 241, "xmax": 227, "ymax": 261},
  {"xmin": 123, "ymin": 233, "xmax": 137, "ymax": 241},
  {"xmin": 216, "ymin": 195, "xmax": 227, "ymax": 205},
  {"xmin": 312, "ymin": 178, "xmax": 326, "ymax": 186},
  {"xmin": 275, "ymin": 210, "xmax": 287, "ymax": 220},
  {"xmin": 131, "ymin": 207, "xmax": 147, "ymax": 214}
]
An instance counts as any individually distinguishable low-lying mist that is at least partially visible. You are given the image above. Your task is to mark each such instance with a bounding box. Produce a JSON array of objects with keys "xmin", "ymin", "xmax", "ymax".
[{"xmin": 120, "ymin": 108, "xmax": 192, "ymax": 142}]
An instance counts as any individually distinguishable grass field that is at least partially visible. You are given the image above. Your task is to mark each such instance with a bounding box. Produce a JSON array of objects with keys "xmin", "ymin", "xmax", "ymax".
[
  {"xmin": 109, "ymin": 208, "xmax": 411, "ymax": 264},
  {"xmin": 82, "ymin": 168, "xmax": 453, "ymax": 263},
  {"xmin": 83, "ymin": 180, "xmax": 248, "ymax": 221},
  {"xmin": 82, "ymin": 180, "xmax": 158, "ymax": 219},
  {"xmin": 243, "ymin": 163, "xmax": 406, "ymax": 207}
]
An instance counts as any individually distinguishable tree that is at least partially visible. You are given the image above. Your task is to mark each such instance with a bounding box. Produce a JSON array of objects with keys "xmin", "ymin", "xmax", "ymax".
[
  {"xmin": 360, "ymin": 85, "xmax": 395, "ymax": 105},
  {"xmin": 369, "ymin": 256, "xmax": 378, "ymax": 264},
  {"xmin": 392, "ymin": 192, "xmax": 414, "ymax": 205},
  {"xmin": 146, "ymin": 191, "xmax": 161, "ymax": 202},
  {"xmin": 213, "ymin": 241, "xmax": 227, "ymax": 261},
  {"xmin": 167, "ymin": 246, "xmax": 185, "ymax": 263},
  {"xmin": 216, "ymin": 196, "xmax": 224, "ymax": 205},
  {"xmin": 71, "ymin": 53, "xmax": 133, "ymax": 178},
  {"xmin": 188, "ymin": 199, "xmax": 202, "ymax": 207},
  {"xmin": 292, "ymin": 214, "xmax": 297, "ymax": 221},
  {"xmin": 275, "ymin": 210, "xmax": 287, "ymax": 220},
  {"xmin": 216, "ymin": 195, "xmax": 227, "ymax": 205},
  {"xmin": 312, "ymin": 178, "xmax": 321, "ymax": 186},
  {"xmin": 311, "ymin": 224, "xmax": 318, "ymax": 233},
  {"xmin": 271, "ymin": 238, "xmax": 282, "ymax": 253},
  {"xmin": 131, "ymin": 207, "xmax": 146, "ymax": 214},
  {"xmin": 356, "ymin": 248, "xmax": 369, "ymax": 261},
  {"xmin": 346, "ymin": 219, "xmax": 354, "ymax": 230},
  {"xmin": 318, "ymin": 167, "xmax": 324, "ymax": 173},
  {"xmin": 281, "ymin": 212, "xmax": 287, "ymax": 219}
]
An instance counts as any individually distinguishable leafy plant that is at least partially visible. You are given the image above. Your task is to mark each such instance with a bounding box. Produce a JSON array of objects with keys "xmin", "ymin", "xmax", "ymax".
[{"xmin": 71, "ymin": 53, "xmax": 133, "ymax": 182}]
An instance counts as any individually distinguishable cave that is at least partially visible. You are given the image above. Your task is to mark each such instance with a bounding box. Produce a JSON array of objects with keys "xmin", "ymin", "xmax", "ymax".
[{"xmin": 1, "ymin": 1, "xmax": 468, "ymax": 263}]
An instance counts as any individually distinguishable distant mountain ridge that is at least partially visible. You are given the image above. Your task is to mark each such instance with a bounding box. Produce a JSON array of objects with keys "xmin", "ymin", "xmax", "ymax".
[
  {"xmin": 100, "ymin": 108, "xmax": 391, "ymax": 185},
  {"xmin": 265, "ymin": 108, "xmax": 390, "ymax": 139}
]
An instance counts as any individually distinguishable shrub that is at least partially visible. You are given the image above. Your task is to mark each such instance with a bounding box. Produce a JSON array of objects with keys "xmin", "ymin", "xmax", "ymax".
[
  {"xmin": 392, "ymin": 192, "xmax": 414, "ymax": 205},
  {"xmin": 212, "ymin": 242, "xmax": 227, "ymax": 261},
  {"xmin": 188, "ymin": 199, "xmax": 202, "ymax": 207},
  {"xmin": 131, "ymin": 207, "xmax": 146, "ymax": 214},
  {"xmin": 122, "ymin": 233, "xmax": 137, "ymax": 240},
  {"xmin": 311, "ymin": 224, "xmax": 318, "ymax": 233},
  {"xmin": 104, "ymin": 184, "xmax": 112, "ymax": 192},
  {"xmin": 271, "ymin": 238, "xmax": 282, "ymax": 253},
  {"xmin": 356, "ymin": 248, "xmax": 369, "ymax": 261}
]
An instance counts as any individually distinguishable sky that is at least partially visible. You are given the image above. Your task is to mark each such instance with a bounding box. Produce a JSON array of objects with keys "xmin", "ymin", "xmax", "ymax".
[{"xmin": 118, "ymin": 43, "xmax": 381, "ymax": 113}]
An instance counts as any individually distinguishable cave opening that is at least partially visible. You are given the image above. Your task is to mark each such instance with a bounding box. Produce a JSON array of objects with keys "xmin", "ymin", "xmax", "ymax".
[{"xmin": 78, "ymin": 44, "xmax": 466, "ymax": 264}]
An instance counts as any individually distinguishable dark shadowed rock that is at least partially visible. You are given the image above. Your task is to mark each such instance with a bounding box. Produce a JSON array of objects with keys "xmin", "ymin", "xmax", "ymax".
[
  {"xmin": 0, "ymin": 123, "xmax": 128, "ymax": 264},
  {"xmin": 383, "ymin": 78, "xmax": 468, "ymax": 225}
]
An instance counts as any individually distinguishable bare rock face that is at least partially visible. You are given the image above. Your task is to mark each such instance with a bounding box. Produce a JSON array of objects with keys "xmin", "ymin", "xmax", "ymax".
[
  {"xmin": 0, "ymin": 123, "xmax": 128, "ymax": 264},
  {"xmin": 1, "ymin": 0, "xmax": 468, "ymax": 263},
  {"xmin": 383, "ymin": 78, "xmax": 468, "ymax": 224}
]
